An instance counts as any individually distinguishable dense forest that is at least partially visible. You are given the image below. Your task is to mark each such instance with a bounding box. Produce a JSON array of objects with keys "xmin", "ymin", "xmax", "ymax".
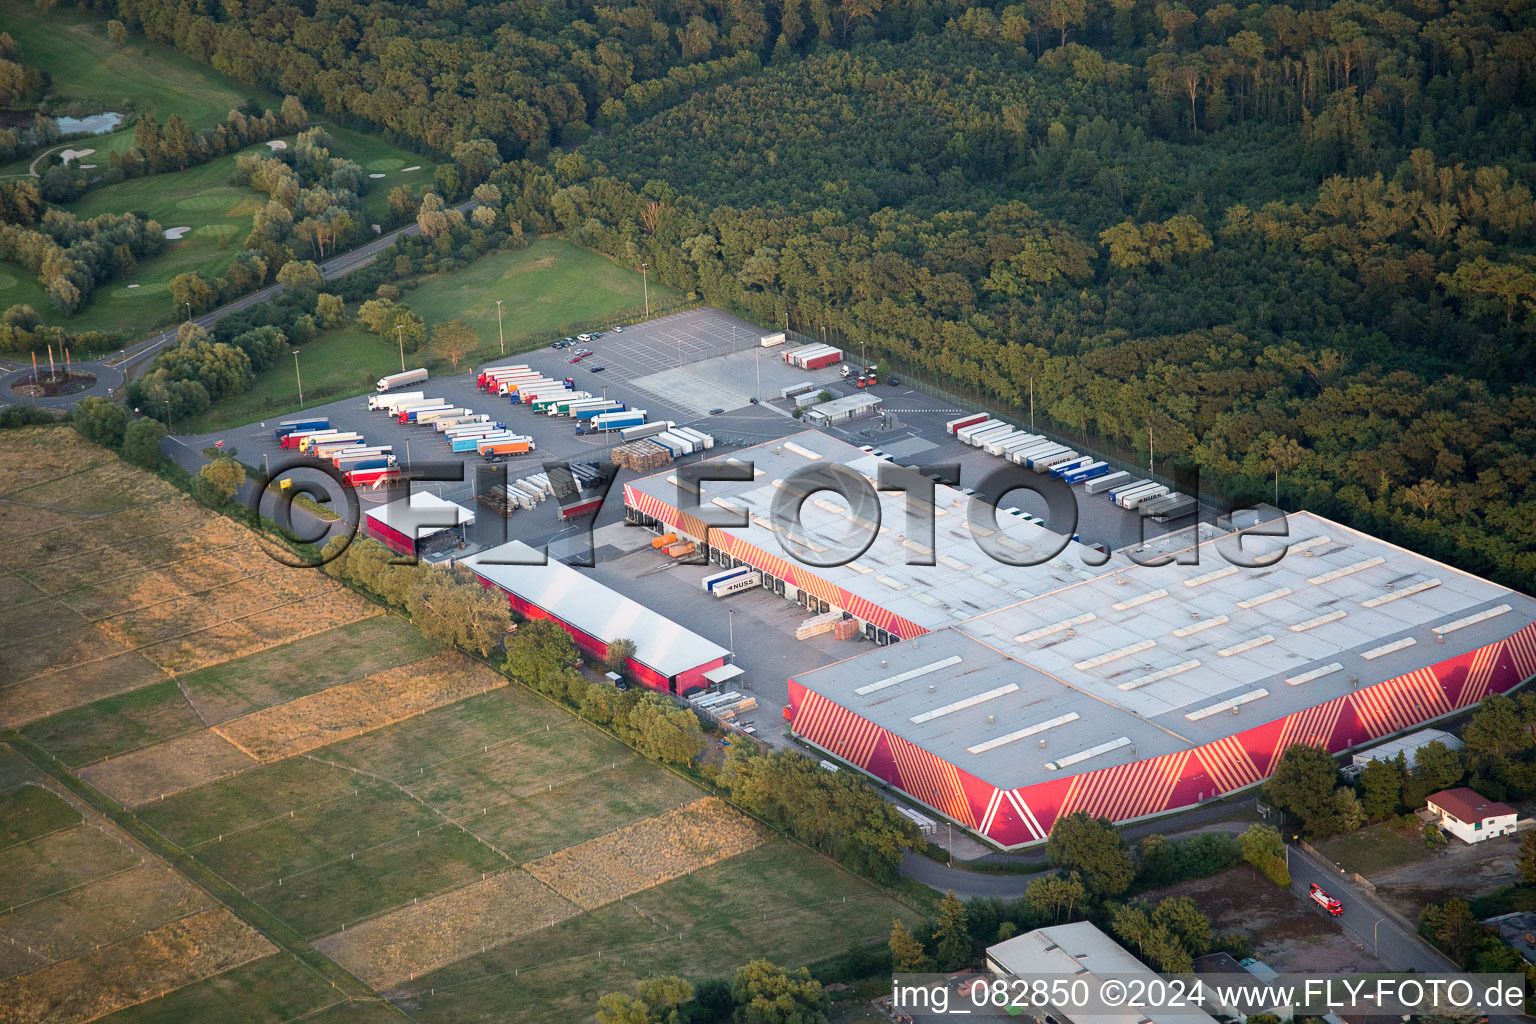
[{"xmin": 44, "ymin": 0, "xmax": 1536, "ymax": 591}]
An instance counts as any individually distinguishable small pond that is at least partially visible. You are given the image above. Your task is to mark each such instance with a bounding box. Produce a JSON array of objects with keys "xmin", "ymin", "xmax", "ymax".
[{"xmin": 53, "ymin": 112, "xmax": 123, "ymax": 136}]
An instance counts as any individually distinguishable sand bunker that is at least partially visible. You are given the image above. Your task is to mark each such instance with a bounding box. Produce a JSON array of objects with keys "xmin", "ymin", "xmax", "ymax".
[
  {"xmin": 127, "ymin": 284, "xmax": 140, "ymax": 289},
  {"xmin": 163, "ymin": 227, "xmax": 191, "ymax": 240},
  {"xmin": 369, "ymin": 172, "xmax": 385, "ymax": 178},
  {"xmin": 402, "ymin": 165, "xmax": 421, "ymax": 172},
  {"xmin": 59, "ymin": 148, "xmax": 95, "ymax": 163},
  {"xmin": 266, "ymin": 140, "xmax": 288, "ymax": 151}
]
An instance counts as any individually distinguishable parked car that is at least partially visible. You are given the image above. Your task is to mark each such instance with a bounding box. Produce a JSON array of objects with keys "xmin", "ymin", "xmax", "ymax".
[
  {"xmin": 550, "ymin": 342, "xmax": 563, "ymax": 349},
  {"xmin": 562, "ymin": 336, "xmax": 576, "ymax": 344},
  {"xmin": 749, "ymin": 397, "xmax": 759, "ymax": 404},
  {"xmin": 567, "ymin": 355, "xmax": 583, "ymax": 363},
  {"xmin": 588, "ymin": 365, "xmax": 606, "ymax": 373},
  {"xmin": 590, "ymin": 332, "xmax": 603, "ymax": 339},
  {"xmin": 577, "ymin": 333, "xmax": 593, "ymax": 341},
  {"xmin": 889, "ymin": 375, "xmax": 902, "ymax": 385},
  {"xmin": 709, "ymin": 407, "xmax": 724, "ymax": 415},
  {"xmin": 611, "ymin": 326, "xmax": 623, "ymax": 334},
  {"xmin": 574, "ymin": 348, "xmax": 592, "ymax": 356}
]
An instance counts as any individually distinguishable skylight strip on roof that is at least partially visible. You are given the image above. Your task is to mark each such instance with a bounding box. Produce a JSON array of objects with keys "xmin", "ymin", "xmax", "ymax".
[
  {"xmin": 1362, "ymin": 578, "xmax": 1442, "ymax": 607},
  {"xmin": 783, "ymin": 441, "xmax": 821, "ymax": 460},
  {"xmin": 875, "ymin": 575, "xmax": 908, "ymax": 591},
  {"xmin": 913, "ymin": 592, "xmax": 944, "ymax": 608},
  {"xmin": 1112, "ymin": 589, "xmax": 1168, "ymax": 612},
  {"xmin": 966, "ymin": 712, "xmax": 1081, "ymax": 755},
  {"xmin": 1290, "ymin": 610, "xmax": 1348, "ymax": 632},
  {"xmin": 939, "ymin": 555, "xmax": 971, "ymax": 571},
  {"xmin": 845, "ymin": 561, "xmax": 873, "ymax": 574},
  {"xmin": 1118, "ymin": 660, "xmax": 1201, "ymax": 690},
  {"xmin": 1016, "ymin": 613, "xmax": 1097, "ymax": 643},
  {"xmin": 1237, "ymin": 587, "xmax": 1292, "ymax": 609},
  {"xmin": 711, "ymin": 497, "xmax": 746, "ymax": 515},
  {"xmin": 1073, "ymin": 639, "xmax": 1156, "ymax": 671},
  {"xmin": 1362, "ymin": 636, "xmax": 1417, "ymax": 659},
  {"xmin": 853, "ymin": 655, "xmax": 964, "ymax": 695},
  {"xmin": 1185, "ymin": 566, "xmax": 1239, "ymax": 588},
  {"xmin": 1217, "ymin": 635, "xmax": 1275, "ymax": 657},
  {"xmin": 1286, "ymin": 662, "xmax": 1343, "ymax": 686},
  {"xmin": 1308, "ymin": 555, "xmax": 1386, "ymax": 585},
  {"xmin": 1432, "ymin": 604, "xmax": 1512, "ymax": 635},
  {"xmin": 1185, "ymin": 688, "xmax": 1269, "ymax": 721},
  {"xmin": 1045, "ymin": 736, "xmax": 1132, "ymax": 771},
  {"xmin": 975, "ymin": 572, "xmax": 1005, "ymax": 586},
  {"xmin": 910, "ymin": 683, "xmax": 1021, "ymax": 724},
  {"xmin": 1289, "ymin": 535, "xmax": 1332, "ymax": 552},
  {"xmin": 1172, "ymin": 615, "xmax": 1229, "ymax": 638}
]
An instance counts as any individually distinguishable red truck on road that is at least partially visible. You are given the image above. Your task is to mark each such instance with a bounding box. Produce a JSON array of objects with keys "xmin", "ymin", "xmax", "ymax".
[{"xmin": 1309, "ymin": 882, "xmax": 1343, "ymax": 916}]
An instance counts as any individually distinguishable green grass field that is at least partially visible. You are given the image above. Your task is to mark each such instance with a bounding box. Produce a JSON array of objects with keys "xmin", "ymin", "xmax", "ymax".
[
  {"xmin": 403, "ymin": 239, "xmax": 676, "ymax": 364},
  {"xmin": 0, "ymin": 784, "xmax": 82, "ymax": 847},
  {"xmin": 174, "ymin": 327, "xmax": 404, "ymax": 434},
  {"xmin": 0, "ymin": 0, "xmax": 271, "ymax": 176},
  {"xmin": 1313, "ymin": 822, "xmax": 1433, "ymax": 877},
  {"xmin": 322, "ymin": 124, "xmax": 439, "ymax": 225},
  {"xmin": 396, "ymin": 842, "xmax": 909, "ymax": 1024},
  {"xmin": 178, "ymin": 239, "xmax": 671, "ymax": 433}
]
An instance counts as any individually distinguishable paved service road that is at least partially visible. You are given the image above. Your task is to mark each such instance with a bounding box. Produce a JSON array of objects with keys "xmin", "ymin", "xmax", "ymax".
[
  {"xmin": 0, "ymin": 201, "xmax": 474, "ymax": 411},
  {"xmin": 1284, "ymin": 841, "xmax": 1457, "ymax": 972}
]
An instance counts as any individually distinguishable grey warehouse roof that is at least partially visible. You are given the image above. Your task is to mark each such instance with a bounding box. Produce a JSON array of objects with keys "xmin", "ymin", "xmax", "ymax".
[
  {"xmin": 770, "ymin": 436, "xmax": 1536, "ymax": 792},
  {"xmin": 460, "ymin": 541, "xmax": 730, "ymax": 677}
]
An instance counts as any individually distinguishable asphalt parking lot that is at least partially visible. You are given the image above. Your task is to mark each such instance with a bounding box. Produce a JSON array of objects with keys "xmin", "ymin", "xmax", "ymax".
[{"xmin": 178, "ymin": 305, "xmax": 1220, "ymax": 714}]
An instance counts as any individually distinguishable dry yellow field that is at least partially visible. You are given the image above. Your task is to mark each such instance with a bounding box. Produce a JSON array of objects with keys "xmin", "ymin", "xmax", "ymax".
[
  {"xmin": 313, "ymin": 869, "xmax": 578, "ymax": 990},
  {"xmin": 213, "ymin": 654, "xmax": 507, "ymax": 763},
  {"xmin": 524, "ymin": 797, "xmax": 769, "ymax": 910},
  {"xmin": 0, "ymin": 429, "xmax": 115, "ymax": 498},
  {"xmin": 0, "ymin": 863, "xmax": 208, "ymax": 978},
  {"xmin": 0, "ymin": 642, "xmax": 169, "ymax": 729},
  {"xmin": 0, "ymin": 907, "xmax": 275, "ymax": 1024},
  {"xmin": 77, "ymin": 731, "xmax": 257, "ymax": 807}
]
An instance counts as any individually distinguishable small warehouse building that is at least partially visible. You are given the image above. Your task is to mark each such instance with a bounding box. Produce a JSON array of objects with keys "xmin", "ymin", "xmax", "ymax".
[
  {"xmin": 803, "ymin": 392, "xmax": 881, "ymax": 426},
  {"xmin": 1426, "ymin": 787, "xmax": 1518, "ymax": 843},
  {"xmin": 364, "ymin": 492, "xmax": 475, "ymax": 559},
  {"xmin": 1342, "ymin": 728, "xmax": 1463, "ymax": 780},
  {"xmin": 987, "ymin": 922, "xmax": 1217, "ymax": 1024},
  {"xmin": 459, "ymin": 541, "xmax": 731, "ymax": 695}
]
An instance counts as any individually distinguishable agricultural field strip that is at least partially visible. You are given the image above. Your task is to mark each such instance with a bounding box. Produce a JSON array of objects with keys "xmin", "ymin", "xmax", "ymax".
[
  {"xmin": 178, "ymin": 712, "xmax": 583, "ymax": 854},
  {"xmin": 389, "ymin": 888, "xmax": 894, "ymax": 1003},
  {"xmin": 0, "ymin": 461, "xmax": 115, "ymax": 500},
  {"xmin": 0, "ymin": 881, "xmax": 216, "ymax": 970},
  {"xmin": 0, "ymin": 538, "xmax": 252, "ymax": 615},
  {"xmin": 3, "ymin": 584, "xmax": 359, "ymax": 688},
  {"xmin": 0, "ymin": 491, "xmax": 184, "ymax": 544},
  {"xmin": 0, "ymin": 514, "xmax": 241, "ymax": 585},
  {"xmin": 0, "ymin": 564, "xmax": 315, "ymax": 653},
  {"xmin": 0, "ymin": 860, "xmax": 144, "ymax": 919}
]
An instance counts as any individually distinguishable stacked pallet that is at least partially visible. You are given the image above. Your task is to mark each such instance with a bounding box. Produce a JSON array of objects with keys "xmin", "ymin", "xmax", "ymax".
[
  {"xmin": 476, "ymin": 486, "xmax": 522, "ymax": 517},
  {"xmin": 795, "ymin": 610, "xmax": 843, "ymax": 640},
  {"xmin": 666, "ymin": 540, "xmax": 696, "ymax": 558},
  {"xmin": 611, "ymin": 439, "xmax": 674, "ymax": 471},
  {"xmin": 833, "ymin": 619, "xmax": 861, "ymax": 641}
]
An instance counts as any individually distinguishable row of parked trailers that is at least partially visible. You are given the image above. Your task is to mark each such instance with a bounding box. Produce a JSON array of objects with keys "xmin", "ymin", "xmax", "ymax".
[
  {"xmin": 368, "ymin": 389, "xmax": 535, "ymax": 461},
  {"xmin": 780, "ymin": 343, "xmax": 842, "ymax": 371},
  {"xmin": 945, "ymin": 412, "xmax": 1195, "ymax": 519},
  {"xmin": 271, "ymin": 418, "xmax": 401, "ymax": 485},
  {"xmin": 475, "ymin": 364, "xmax": 654, "ymax": 436},
  {"xmin": 700, "ymin": 565, "xmax": 763, "ymax": 598}
]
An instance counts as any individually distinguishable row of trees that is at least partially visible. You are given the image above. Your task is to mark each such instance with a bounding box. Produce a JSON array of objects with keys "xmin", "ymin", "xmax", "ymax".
[
  {"xmin": 597, "ymin": 960, "xmax": 828, "ymax": 1024},
  {"xmin": 0, "ymin": 204, "xmax": 162, "ymax": 315},
  {"xmin": 717, "ymin": 744, "xmax": 926, "ymax": 883},
  {"xmin": 1267, "ymin": 694, "xmax": 1536, "ymax": 839}
]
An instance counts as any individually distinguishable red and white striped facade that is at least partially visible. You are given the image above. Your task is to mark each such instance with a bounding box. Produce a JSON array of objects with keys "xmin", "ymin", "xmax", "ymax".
[
  {"xmin": 624, "ymin": 485, "xmax": 931, "ymax": 639},
  {"xmin": 788, "ymin": 622, "xmax": 1536, "ymax": 849}
]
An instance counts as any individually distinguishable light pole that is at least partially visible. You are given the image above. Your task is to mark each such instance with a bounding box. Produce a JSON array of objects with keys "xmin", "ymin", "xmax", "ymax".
[
  {"xmin": 294, "ymin": 351, "xmax": 303, "ymax": 407},
  {"xmin": 640, "ymin": 263, "xmax": 649, "ymax": 318},
  {"xmin": 496, "ymin": 299, "xmax": 504, "ymax": 355},
  {"xmin": 728, "ymin": 608, "xmax": 735, "ymax": 659},
  {"xmin": 396, "ymin": 324, "xmax": 405, "ymax": 372},
  {"xmin": 1373, "ymin": 918, "xmax": 1380, "ymax": 956},
  {"xmin": 1029, "ymin": 375, "xmax": 1034, "ymax": 431},
  {"xmin": 185, "ymin": 301, "xmax": 192, "ymax": 324},
  {"xmin": 164, "ymin": 399, "xmax": 172, "ymax": 434},
  {"xmin": 263, "ymin": 451, "xmax": 270, "ymax": 478},
  {"xmin": 1274, "ymin": 464, "xmax": 1280, "ymax": 505}
]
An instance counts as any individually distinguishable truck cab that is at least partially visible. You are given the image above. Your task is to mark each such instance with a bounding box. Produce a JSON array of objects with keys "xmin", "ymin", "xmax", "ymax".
[{"xmin": 840, "ymin": 365, "xmax": 852, "ymax": 378}]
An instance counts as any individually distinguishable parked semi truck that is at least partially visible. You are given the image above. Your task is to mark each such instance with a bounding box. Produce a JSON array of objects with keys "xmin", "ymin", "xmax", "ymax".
[
  {"xmin": 584, "ymin": 410, "xmax": 645, "ymax": 433},
  {"xmin": 370, "ymin": 391, "xmax": 424, "ymax": 414},
  {"xmin": 956, "ymin": 419, "xmax": 1005, "ymax": 445},
  {"xmin": 712, "ymin": 572, "xmax": 762, "ymax": 597},
  {"xmin": 376, "ymin": 368, "xmax": 428, "ymax": 393},
  {"xmin": 272, "ymin": 417, "xmax": 328, "ymax": 439},
  {"xmin": 1084, "ymin": 470, "xmax": 1132, "ymax": 495},
  {"xmin": 399, "ymin": 401, "xmax": 452, "ymax": 423},
  {"xmin": 479, "ymin": 435, "xmax": 534, "ymax": 457},
  {"xmin": 618, "ymin": 421, "xmax": 673, "ymax": 441},
  {"xmin": 947, "ymin": 413, "xmax": 988, "ymax": 435},
  {"xmin": 574, "ymin": 402, "xmax": 625, "ymax": 420}
]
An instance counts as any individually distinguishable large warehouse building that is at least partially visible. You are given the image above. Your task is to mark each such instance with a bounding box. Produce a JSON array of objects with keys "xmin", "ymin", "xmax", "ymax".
[
  {"xmin": 460, "ymin": 540, "xmax": 731, "ymax": 695},
  {"xmin": 624, "ymin": 430, "xmax": 1536, "ymax": 848}
]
